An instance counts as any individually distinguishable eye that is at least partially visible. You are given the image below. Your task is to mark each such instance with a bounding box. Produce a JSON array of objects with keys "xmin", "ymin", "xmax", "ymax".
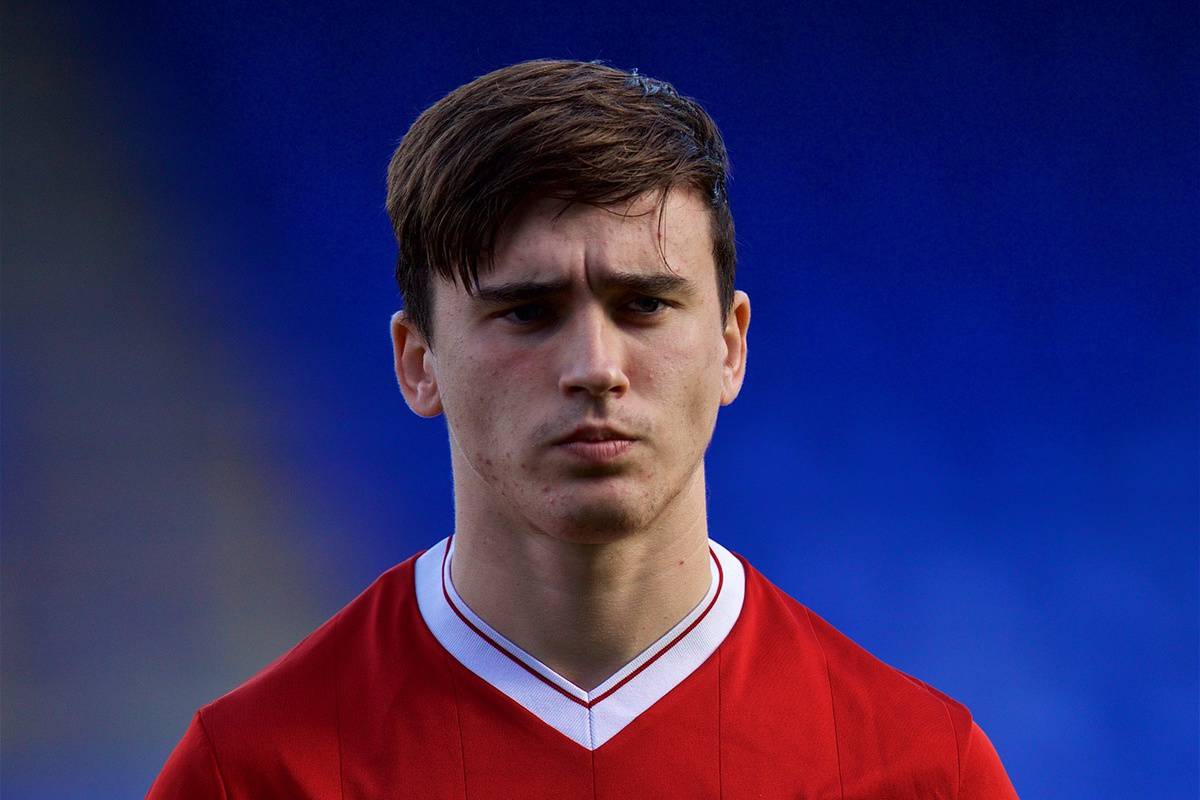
[
  {"xmin": 626, "ymin": 296, "xmax": 668, "ymax": 315},
  {"xmin": 502, "ymin": 303, "xmax": 552, "ymax": 325}
]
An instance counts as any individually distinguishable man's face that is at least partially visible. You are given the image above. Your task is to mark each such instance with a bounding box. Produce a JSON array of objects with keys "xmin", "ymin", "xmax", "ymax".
[{"xmin": 393, "ymin": 188, "xmax": 749, "ymax": 543}]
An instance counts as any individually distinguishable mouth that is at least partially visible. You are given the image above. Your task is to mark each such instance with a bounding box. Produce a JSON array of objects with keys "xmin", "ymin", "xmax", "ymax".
[{"xmin": 552, "ymin": 424, "xmax": 639, "ymax": 464}]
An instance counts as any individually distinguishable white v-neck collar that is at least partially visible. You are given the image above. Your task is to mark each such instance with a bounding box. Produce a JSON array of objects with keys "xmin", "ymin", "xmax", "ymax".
[{"xmin": 414, "ymin": 535, "xmax": 745, "ymax": 750}]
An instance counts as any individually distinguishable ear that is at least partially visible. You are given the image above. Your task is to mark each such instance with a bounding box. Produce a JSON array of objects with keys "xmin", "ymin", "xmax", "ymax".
[
  {"xmin": 719, "ymin": 290, "xmax": 751, "ymax": 406},
  {"xmin": 391, "ymin": 310, "xmax": 443, "ymax": 417}
]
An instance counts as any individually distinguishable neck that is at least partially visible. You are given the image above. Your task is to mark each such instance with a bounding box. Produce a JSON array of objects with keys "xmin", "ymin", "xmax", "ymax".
[{"xmin": 448, "ymin": 470, "xmax": 713, "ymax": 692}]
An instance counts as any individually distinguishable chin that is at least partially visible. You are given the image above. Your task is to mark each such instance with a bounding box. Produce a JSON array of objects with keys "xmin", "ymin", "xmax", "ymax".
[{"xmin": 544, "ymin": 501, "xmax": 650, "ymax": 544}]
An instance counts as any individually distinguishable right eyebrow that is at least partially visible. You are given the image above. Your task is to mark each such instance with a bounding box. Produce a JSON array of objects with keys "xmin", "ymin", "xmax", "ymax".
[{"xmin": 471, "ymin": 279, "xmax": 574, "ymax": 307}]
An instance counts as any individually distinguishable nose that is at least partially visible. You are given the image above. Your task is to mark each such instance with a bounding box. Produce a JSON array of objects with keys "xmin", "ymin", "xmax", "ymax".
[{"xmin": 557, "ymin": 306, "xmax": 629, "ymax": 399}]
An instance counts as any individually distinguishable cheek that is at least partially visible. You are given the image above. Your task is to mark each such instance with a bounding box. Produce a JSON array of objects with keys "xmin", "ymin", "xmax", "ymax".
[
  {"xmin": 443, "ymin": 348, "xmax": 539, "ymax": 456},
  {"xmin": 639, "ymin": 330, "xmax": 724, "ymax": 434}
]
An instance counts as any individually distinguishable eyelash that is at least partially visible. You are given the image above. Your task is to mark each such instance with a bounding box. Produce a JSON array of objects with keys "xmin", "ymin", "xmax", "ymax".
[
  {"xmin": 501, "ymin": 297, "xmax": 669, "ymax": 325},
  {"xmin": 503, "ymin": 304, "xmax": 550, "ymax": 324},
  {"xmin": 627, "ymin": 296, "xmax": 667, "ymax": 315}
]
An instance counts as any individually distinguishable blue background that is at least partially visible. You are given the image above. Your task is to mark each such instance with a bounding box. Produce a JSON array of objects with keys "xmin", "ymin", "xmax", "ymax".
[{"xmin": 3, "ymin": 1, "xmax": 1196, "ymax": 796}]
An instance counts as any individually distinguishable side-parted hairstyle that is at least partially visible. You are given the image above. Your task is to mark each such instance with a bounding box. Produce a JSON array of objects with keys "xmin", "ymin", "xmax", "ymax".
[{"xmin": 385, "ymin": 59, "xmax": 735, "ymax": 347}]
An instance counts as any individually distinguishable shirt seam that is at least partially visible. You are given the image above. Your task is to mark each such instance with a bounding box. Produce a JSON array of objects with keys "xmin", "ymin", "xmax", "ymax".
[
  {"xmin": 336, "ymin": 668, "xmax": 345, "ymax": 800},
  {"xmin": 590, "ymin": 733, "xmax": 598, "ymax": 799},
  {"xmin": 717, "ymin": 644, "xmax": 724, "ymax": 799},
  {"xmin": 195, "ymin": 709, "xmax": 232, "ymax": 800},
  {"xmin": 802, "ymin": 608, "xmax": 845, "ymax": 799},
  {"xmin": 943, "ymin": 698, "xmax": 963, "ymax": 799},
  {"xmin": 442, "ymin": 647, "xmax": 471, "ymax": 800}
]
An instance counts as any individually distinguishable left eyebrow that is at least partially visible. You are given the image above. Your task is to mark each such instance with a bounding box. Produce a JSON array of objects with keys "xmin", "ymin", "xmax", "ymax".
[
  {"xmin": 471, "ymin": 271, "xmax": 696, "ymax": 307},
  {"xmin": 606, "ymin": 271, "xmax": 696, "ymax": 299}
]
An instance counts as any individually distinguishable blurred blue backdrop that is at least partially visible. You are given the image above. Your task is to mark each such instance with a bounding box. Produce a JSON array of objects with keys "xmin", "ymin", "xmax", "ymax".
[{"xmin": 3, "ymin": 1, "xmax": 1196, "ymax": 797}]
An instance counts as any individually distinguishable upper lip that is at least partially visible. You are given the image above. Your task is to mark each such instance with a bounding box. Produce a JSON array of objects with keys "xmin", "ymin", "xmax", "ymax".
[{"xmin": 554, "ymin": 424, "xmax": 637, "ymax": 445}]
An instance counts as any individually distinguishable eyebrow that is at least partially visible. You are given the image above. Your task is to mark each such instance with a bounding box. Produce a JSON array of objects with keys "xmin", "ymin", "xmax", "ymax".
[{"xmin": 472, "ymin": 271, "xmax": 696, "ymax": 306}]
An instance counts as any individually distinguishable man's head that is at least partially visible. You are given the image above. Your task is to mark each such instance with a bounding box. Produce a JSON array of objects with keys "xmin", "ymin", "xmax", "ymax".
[
  {"xmin": 387, "ymin": 60, "xmax": 749, "ymax": 543},
  {"xmin": 386, "ymin": 59, "xmax": 736, "ymax": 348}
]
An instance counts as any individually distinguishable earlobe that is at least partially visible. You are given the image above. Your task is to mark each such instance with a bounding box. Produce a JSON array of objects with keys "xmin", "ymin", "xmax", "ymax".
[
  {"xmin": 719, "ymin": 290, "xmax": 751, "ymax": 406},
  {"xmin": 391, "ymin": 310, "xmax": 443, "ymax": 418}
]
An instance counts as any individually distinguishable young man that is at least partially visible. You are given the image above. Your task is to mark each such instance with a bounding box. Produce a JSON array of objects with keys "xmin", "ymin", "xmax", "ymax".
[{"xmin": 149, "ymin": 60, "xmax": 1019, "ymax": 798}]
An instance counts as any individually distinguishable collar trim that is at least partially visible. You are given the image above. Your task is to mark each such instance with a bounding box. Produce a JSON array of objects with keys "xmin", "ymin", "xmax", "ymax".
[{"xmin": 415, "ymin": 535, "xmax": 745, "ymax": 750}]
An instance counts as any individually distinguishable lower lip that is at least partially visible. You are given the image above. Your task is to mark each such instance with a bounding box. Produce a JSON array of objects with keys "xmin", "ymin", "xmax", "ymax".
[{"xmin": 557, "ymin": 439, "xmax": 636, "ymax": 462}]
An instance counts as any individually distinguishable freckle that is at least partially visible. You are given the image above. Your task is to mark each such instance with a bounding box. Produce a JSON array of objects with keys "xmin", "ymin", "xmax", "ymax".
[{"xmin": 677, "ymin": 560, "xmax": 684, "ymax": 566}]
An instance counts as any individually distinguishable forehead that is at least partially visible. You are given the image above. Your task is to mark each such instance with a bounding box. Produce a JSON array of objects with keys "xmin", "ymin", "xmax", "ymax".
[{"xmin": 483, "ymin": 187, "xmax": 715, "ymax": 286}]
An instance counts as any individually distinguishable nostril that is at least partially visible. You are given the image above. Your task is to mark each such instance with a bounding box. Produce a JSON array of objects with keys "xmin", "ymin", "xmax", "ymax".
[{"xmin": 560, "ymin": 364, "xmax": 629, "ymax": 398}]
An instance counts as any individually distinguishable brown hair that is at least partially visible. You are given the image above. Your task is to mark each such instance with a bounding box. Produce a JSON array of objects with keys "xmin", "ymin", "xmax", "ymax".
[{"xmin": 386, "ymin": 59, "xmax": 735, "ymax": 347}]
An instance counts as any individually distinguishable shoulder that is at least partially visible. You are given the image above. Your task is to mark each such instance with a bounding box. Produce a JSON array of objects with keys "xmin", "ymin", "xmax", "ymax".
[
  {"xmin": 207, "ymin": 555, "xmax": 417, "ymax": 710},
  {"xmin": 735, "ymin": 555, "xmax": 979, "ymax": 793},
  {"xmin": 184, "ymin": 554, "xmax": 422, "ymax": 788}
]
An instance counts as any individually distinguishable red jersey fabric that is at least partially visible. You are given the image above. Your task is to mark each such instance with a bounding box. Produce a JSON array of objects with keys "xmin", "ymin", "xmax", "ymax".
[{"xmin": 148, "ymin": 539, "xmax": 1018, "ymax": 798}]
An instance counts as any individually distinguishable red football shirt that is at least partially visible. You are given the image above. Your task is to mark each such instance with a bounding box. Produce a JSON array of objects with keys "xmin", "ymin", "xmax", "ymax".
[{"xmin": 148, "ymin": 538, "xmax": 1019, "ymax": 798}]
